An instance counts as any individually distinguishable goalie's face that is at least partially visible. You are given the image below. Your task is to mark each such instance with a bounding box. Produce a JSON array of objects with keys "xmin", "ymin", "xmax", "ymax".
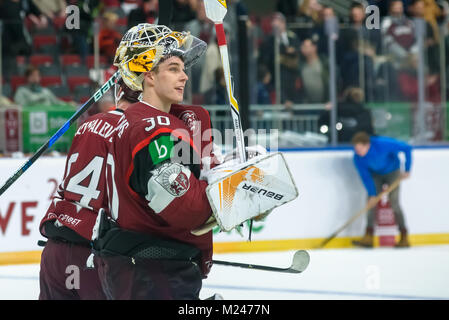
[{"xmin": 145, "ymin": 56, "xmax": 188, "ymax": 105}]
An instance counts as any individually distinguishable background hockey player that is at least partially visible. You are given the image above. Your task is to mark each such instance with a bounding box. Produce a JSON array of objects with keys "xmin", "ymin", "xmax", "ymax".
[{"xmin": 38, "ymin": 79, "xmax": 140, "ymax": 300}]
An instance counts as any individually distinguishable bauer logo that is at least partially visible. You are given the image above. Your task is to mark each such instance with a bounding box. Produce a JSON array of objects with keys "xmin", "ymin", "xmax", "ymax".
[
  {"xmin": 94, "ymin": 76, "xmax": 115, "ymax": 102},
  {"xmin": 29, "ymin": 112, "xmax": 48, "ymax": 134},
  {"xmin": 242, "ymin": 183, "xmax": 284, "ymax": 201}
]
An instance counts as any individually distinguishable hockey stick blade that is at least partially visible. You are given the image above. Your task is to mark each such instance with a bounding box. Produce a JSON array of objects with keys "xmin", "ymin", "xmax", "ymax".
[
  {"xmin": 204, "ymin": 0, "xmax": 227, "ymax": 23},
  {"xmin": 213, "ymin": 250, "xmax": 310, "ymax": 274},
  {"xmin": 0, "ymin": 72, "xmax": 119, "ymax": 197}
]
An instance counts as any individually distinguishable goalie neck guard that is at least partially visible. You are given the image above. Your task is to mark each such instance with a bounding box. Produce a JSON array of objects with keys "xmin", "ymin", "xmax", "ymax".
[{"xmin": 114, "ymin": 24, "xmax": 207, "ymax": 91}]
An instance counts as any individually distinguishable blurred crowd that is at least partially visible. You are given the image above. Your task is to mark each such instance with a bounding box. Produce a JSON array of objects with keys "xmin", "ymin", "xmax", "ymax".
[
  {"xmin": 0, "ymin": 0, "xmax": 448, "ymax": 127},
  {"xmin": 264, "ymin": 0, "xmax": 449, "ymax": 106}
]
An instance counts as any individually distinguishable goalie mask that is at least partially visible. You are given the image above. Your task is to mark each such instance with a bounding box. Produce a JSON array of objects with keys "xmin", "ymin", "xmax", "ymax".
[{"xmin": 114, "ymin": 24, "xmax": 207, "ymax": 91}]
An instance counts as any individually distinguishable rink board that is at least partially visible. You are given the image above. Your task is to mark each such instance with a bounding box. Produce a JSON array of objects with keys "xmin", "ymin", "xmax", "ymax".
[{"xmin": 1, "ymin": 148, "xmax": 449, "ymax": 264}]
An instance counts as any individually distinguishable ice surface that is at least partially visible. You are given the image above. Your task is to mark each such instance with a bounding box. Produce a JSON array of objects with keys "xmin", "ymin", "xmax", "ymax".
[{"xmin": 1, "ymin": 245, "xmax": 448, "ymax": 300}]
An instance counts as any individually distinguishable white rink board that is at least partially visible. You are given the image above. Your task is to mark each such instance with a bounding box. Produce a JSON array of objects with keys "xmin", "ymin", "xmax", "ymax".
[{"xmin": 1, "ymin": 148, "xmax": 449, "ymax": 252}]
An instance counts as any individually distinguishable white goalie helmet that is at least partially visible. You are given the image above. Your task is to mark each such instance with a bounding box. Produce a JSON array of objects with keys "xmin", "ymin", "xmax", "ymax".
[{"xmin": 114, "ymin": 23, "xmax": 207, "ymax": 91}]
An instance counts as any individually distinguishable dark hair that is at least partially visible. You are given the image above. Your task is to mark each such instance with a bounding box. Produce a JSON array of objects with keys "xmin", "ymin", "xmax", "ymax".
[
  {"xmin": 350, "ymin": 2, "xmax": 364, "ymax": 10},
  {"xmin": 409, "ymin": 0, "xmax": 424, "ymax": 6},
  {"xmin": 301, "ymin": 37, "xmax": 318, "ymax": 46},
  {"xmin": 151, "ymin": 53, "xmax": 185, "ymax": 73},
  {"xmin": 351, "ymin": 131, "xmax": 371, "ymax": 145},
  {"xmin": 25, "ymin": 65, "xmax": 39, "ymax": 78},
  {"xmin": 389, "ymin": 0, "xmax": 403, "ymax": 6},
  {"xmin": 118, "ymin": 79, "xmax": 141, "ymax": 103}
]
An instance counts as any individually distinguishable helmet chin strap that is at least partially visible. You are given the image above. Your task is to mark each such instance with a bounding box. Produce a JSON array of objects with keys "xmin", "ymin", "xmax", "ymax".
[{"xmin": 114, "ymin": 82, "xmax": 124, "ymax": 107}]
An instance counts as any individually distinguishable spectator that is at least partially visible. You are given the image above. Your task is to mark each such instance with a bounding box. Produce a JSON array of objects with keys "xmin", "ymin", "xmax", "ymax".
[
  {"xmin": 351, "ymin": 131, "xmax": 412, "ymax": 248},
  {"xmin": 65, "ymin": 0, "xmax": 100, "ymax": 63},
  {"xmin": 259, "ymin": 12, "xmax": 302, "ymax": 106},
  {"xmin": 409, "ymin": 0, "xmax": 444, "ymax": 42},
  {"xmin": 407, "ymin": 0, "xmax": 440, "ymax": 74},
  {"xmin": 184, "ymin": 0, "xmax": 213, "ymax": 43},
  {"xmin": 349, "ymin": 2, "xmax": 382, "ymax": 53},
  {"xmin": 99, "ymin": 11, "xmax": 123, "ymax": 64},
  {"xmin": 171, "ymin": 0, "xmax": 198, "ymax": 31},
  {"xmin": 381, "ymin": 0, "xmax": 417, "ymax": 66},
  {"xmin": 397, "ymin": 53, "xmax": 441, "ymax": 103},
  {"xmin": 127, "ymin": 0, "xmax": 157, "ymax": 29},
  {"xmin": 185, "ymin": 0, "xmax": 214, "ymax": 94},
  {"xmin": 276, "ymin": 0, "xmax": 299, "ymax": 22},
  {"xmin": 31, "ymin": 0, "xmax": 67, "ymax": 21},
  {"xmin": 378, "ymin": 0, "xmax": 417, "ymax": 101},
  {"xmin": 220, "ymin": 0, "xmax": 248, "ymax": 99},
  {"xmin": 203, "ymin": 68, "xmax": 227, "ymax": 105},
  {"xmin": 367, "ymin": 0, "xmax": 393, "ymax": 17},
  {"xmin": 298, "ymin": 38, "xmax": 328, "ymax": 103},
  {"xmin": 338, "ymin": 2, "xmax": 378, "ymax": 101},
  {"xmin": 296, "ymin": 0, "xmax": 322, "ymax": 24},
  {"xmin": 293, "ymin": 0, "xmax": 322, "ymax": 42},
  {"xmin": 255, "ymin": 65, "xmax": 273, "ymax": 105},
  {"xmin": 199, "ymin": 24, "xmax": 227, "ymax": 102},
  {"xmin": 318, "ymin": 87, "xmax": 374, "ymax": 143},
  {"xmin": 27, "ymin": 0, "xmax": 50, "ymax": 29},
  {"xmin": 0, "ymin": 0, "xmax": 33, "ymax": 78},
  {"xmin": 309, "ymin": 5, "xmax": 336, "ymax": 55},
  {"xmin": 14, "ymin": 65, "xmax": 69, "ymax": 106}
]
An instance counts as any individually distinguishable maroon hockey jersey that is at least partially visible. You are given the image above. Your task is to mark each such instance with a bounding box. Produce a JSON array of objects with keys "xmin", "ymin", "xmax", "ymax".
[
  {"xmin": 383, "ymin": 17, "xmax": 416, "ymax": 51},
  {"xmin": 108, "ymin": 101, "xmax": 215, "ymax": 276},
  {"xmin": 40, "ymin": 109, "xmax": 125, "ymax": 241}
]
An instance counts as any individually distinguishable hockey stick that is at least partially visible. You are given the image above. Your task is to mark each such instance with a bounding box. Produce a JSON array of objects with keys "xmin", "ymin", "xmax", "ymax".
[
  {"xmin": 0, "ymin": 71, "xmax": 119, "ymax": 197},
  {"xmin": 204, "ymin": 0, "xmax": 246, "ymax": 164},
  {"xmin": 203, "ymin": 0, "xmax": 256, "ymax": 238},
  {"xmin": 318, "ymin": 177, "xmax": 402, "ymax": 248},
  {"xmin": 212, "ymin": 250, "xmax": 310, "ymax": 274}
]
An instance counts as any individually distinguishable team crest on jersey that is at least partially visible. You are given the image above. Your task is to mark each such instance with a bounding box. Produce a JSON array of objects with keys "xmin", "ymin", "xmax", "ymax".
[
  {"xmin": 155, "ymin": 163, "xmax": 190, "ymax": 197},
  {"xmin": 47, "ymin": 213, "xmax": 57, "ymax": 220},
  {"xmin": 179, "ymin": 110, "xmax": 200, "ymax": 136}
]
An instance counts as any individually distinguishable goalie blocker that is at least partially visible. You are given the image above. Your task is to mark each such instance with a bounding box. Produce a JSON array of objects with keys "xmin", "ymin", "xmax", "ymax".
[{"xmin": 203, "ymin": 152, "xmax": 298, "ymax": 232}]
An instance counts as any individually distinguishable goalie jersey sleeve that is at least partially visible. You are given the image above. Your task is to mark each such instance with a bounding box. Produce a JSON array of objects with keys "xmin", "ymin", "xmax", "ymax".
[{"xmin": 110, "ymin": 102, "xmax": 214, "ymax": 275}]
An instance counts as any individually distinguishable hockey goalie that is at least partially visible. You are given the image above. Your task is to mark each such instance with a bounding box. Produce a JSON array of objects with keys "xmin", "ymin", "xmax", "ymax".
[
  {"xmin": 194, "ymin": 149, "xmax": 299, "ymax": 235},
  {"xmin": 87, "ymin": 21, "xmax": 299, "ymax": 300}
]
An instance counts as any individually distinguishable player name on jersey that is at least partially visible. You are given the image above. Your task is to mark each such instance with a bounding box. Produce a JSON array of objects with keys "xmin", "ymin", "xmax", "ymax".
[{"xmin": 74, "ymin": 118, "xmax": 116, "ymax": 140}]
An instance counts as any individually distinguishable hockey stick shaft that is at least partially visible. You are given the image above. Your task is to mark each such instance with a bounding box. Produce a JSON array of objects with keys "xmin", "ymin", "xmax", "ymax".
[
  {"xmin": 215, "ymin": 25, "xmax": 246, "ymax": 163},
  {"xmin": 318, "ymin": 177, "xmax": 403, "ymax": 248},
  {"xmin": 212, "ymin": 259, "xmax": 295, "ymax": 273},
  {"xmin": 204, "ymin": 0, "xmax": 246, "ymax": 163},
  {"xmin": 0, "ymin": 71, "xmax": 119, "ymax": 197},
  {"xmin": 205, "ymin": 0, "xmax": 256, "ymax": 238}
]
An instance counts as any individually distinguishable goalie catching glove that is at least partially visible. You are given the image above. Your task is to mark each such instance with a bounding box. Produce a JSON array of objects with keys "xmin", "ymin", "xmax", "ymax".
[{"xmin": 193, "ymin": 152, "xmax": 298, "ymax": 234}]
